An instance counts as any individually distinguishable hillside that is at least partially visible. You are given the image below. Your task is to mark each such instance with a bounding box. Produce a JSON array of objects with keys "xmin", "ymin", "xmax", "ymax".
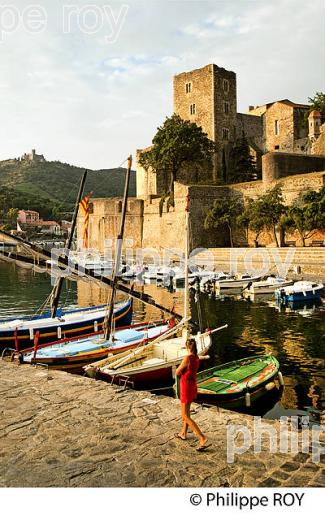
[{"xmin": 0, "ymin": 159, "xmax": 136, "ymax": 219}]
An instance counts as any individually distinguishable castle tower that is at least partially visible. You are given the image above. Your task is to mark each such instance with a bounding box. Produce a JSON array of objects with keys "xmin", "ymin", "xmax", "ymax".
[
  {"xmin": 308, "ymin": 110, "xmax": 321, "ymax": 140},
  {"xmin": 173, "ymin": 64, "xmax": 237, "ymax": 181}
]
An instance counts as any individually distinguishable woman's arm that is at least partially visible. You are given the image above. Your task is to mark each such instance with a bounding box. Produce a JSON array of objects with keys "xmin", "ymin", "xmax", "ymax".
[{"xmin": 175, "ymin": 355, "xmax": 189, "ymax": 377}]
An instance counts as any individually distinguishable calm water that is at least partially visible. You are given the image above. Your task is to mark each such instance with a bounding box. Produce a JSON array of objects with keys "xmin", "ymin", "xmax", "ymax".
[{"xmin": 2, "ymin": 262, "xmax": 324, "ymax": 418}]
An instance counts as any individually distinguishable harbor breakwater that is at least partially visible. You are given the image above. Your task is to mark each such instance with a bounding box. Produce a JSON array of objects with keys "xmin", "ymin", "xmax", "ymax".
[{"xmin": 1, "ymin": 362, "xmax": 324, "ymax": 487}]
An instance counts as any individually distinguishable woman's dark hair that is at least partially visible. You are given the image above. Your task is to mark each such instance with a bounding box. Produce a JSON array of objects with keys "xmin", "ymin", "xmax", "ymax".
[{"xmin": 186, "ymin": 338, "xmax": 198, "ymax": 357}]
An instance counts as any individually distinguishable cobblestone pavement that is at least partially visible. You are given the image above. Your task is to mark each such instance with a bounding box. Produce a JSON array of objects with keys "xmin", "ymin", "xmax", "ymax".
[{"xmin": 1, "ymin": 362, "xmax": 324, "ymax": 487}]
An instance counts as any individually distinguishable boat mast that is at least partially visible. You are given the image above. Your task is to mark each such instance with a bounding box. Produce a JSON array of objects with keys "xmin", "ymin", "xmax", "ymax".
[
  {"xmin": 50, "ymin": 170, "xmax": 88, "ymax": 318},
  {"xmin": 104, "ymin": 155, "xmax": 132, "ymax": 339}
]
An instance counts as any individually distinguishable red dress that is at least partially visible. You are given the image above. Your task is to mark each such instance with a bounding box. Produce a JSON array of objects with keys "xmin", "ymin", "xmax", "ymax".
[{"xmin": 180, "ymin": 354, "xmax": 200, "ymax": 404}]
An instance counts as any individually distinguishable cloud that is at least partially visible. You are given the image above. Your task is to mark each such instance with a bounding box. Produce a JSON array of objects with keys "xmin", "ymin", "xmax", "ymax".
[{"xmin": 0, "ymin": 0, "xmax": 324, "ymax": 169}]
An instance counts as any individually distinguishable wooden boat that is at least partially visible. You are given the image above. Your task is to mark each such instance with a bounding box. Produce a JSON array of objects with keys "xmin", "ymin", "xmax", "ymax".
[
  {"xmin": 247, "ymin": 276, "xmax": 293, "ymax": 295},
  {"xmin": 0, "ymin": 298, "xmax": 132, "ymax": 351},
  {"xmin": 84, "ymin": 322, "xmax": 225, "ymax": 387},
  {"xmin": 193, "ymin": 354, "xmax": 282, "ymax": 409},
  {"xmin": 276, "ymin": 281, "xmax": 324, "ymax": 303},
  {"xmin": 21, "ymin": 320, "xmax": 169, "ymax": 372}
]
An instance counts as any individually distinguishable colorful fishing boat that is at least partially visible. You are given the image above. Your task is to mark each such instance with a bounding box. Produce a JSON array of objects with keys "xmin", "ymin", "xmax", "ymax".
[
  {"xmin": 192, "ymin": 354, "xmax": 282, "ymax": 409},
  {"xmin": 276, "ymin": 281, "xmax": 324, "ymax": 303},
  {"xmin": 0, "ymin": 298, "xmax": 132, "ymax": 351},
  {"xmin": 22, "ymin": 320, "xmax": 169, "ymax": 372},
  {"xmin": 84, "ymin": 322, "xmax": 224, "ymax": 387}
]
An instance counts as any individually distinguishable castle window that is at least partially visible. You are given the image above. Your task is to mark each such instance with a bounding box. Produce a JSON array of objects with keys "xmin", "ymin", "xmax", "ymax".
[
  {"xmin": 222, "ymin": 128, "xmax": 230, "ymax": 140},
  {"xmin": 275, "ymin": 120, "xmax": 280, "ymax": 135},
  {"xmin": 185, "ymin": 82, "xmax": 192, "ymax": 93},
  {"xmin": 223, "ymin": 79, "xmax": 229, "ymax": 93},
  {"xmin": 190, "ymin": 104, "xmax": 196, "ymax": 115},
  {"xmin": 274, "ymin": 145, "xmax": 280, "ymax": 150},
  {"xmin": 224, "ymin": 102, "xmax": 229, "ymax": 115}
]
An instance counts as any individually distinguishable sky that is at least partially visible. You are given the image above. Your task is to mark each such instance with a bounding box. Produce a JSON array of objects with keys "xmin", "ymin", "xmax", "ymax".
[{"xmin": 1, "ymin": 0, "xmax": 324, "ymax": 169}]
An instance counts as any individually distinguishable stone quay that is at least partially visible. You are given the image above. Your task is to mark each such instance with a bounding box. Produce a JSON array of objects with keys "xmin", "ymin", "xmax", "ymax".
[{"xmin": 1, "ymin": 362, "xmax": 324, "ymax": 487}]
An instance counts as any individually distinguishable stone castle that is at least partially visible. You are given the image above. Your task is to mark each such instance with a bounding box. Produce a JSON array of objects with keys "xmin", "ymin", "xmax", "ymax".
[
  {"xmin": 21, "ymin": 149, "xmax": 45, "ymax": 163},
  {"xmin": 78, "ymin": 64, "xmax": 325, "ymax": 251}
]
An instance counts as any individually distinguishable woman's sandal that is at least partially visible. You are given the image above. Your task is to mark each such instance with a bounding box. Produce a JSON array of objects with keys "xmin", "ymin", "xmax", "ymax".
[
  {"xmin": 196, "ymin": 440, "xmax": 210, "ymax": 451},
  {"xmin": 175, "ymin": 433, "xmax": 187, "ymax": 440}
]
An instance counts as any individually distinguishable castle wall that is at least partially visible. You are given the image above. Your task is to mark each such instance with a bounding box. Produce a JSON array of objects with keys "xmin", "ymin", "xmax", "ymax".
[
  {"xmin": 77, "ymin": 197, "xmax": 143, "ymax": 253},
  {"xmin": 264, "ymin": 102, "xmax": 294, "ymax": 152},
  {"xmin": 236, "ymin": 113, "xmax": 264, "ymax": 151},
  {"xmin": 78, "ymin": 171, "xmax": 324, "ymax": 254},
  {"xmin": 312, "ymin": 123, "xmax": 325, "ymax": 155},
  {"xmin": 262, "ymin": 152, "xmax": 325, "ymax": 183}
]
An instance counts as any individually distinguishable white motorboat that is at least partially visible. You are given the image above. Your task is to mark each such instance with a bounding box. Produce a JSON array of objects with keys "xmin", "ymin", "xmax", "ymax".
[
  {"xmin": 247, "ymin": 276, "xmax": 293, "ymax": 295},
  {"xmin": 214, "ymin": 273, "xmax": 261, "ymax": 290},
  {"xmin": 200, "ymin": 272, "xmax": 233, "ymax": 291}
]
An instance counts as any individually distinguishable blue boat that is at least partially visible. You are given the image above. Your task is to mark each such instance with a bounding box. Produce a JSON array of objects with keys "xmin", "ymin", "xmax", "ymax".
[
  {"xmin": 276, "ymin": 281, "xmax": 324, "ymax": 303},
  {"xmin": 0, "ymin": 298, "xmax": 132, "ymax": 351},
  {"xmin": 22, "ymin": 320, "xmax": 170, "ymax": 372}
]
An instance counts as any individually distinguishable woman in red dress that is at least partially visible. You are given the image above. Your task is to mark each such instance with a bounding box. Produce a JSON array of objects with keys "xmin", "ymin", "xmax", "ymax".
[{"xmin": 175, "ymin": 338, "xmax": 208, "ymax": 451}]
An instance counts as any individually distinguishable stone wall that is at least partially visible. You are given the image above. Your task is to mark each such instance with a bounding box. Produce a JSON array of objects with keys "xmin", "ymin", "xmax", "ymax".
[
  {"xmin": 142, "ymin": 183, "xmax": 187, "ymax": 252},
  {"xmin": 312, "ymin": 123, "xmax": 325, "ymax": 155},
  {"xmin": 236, "ymin": 113, "xmax": 264, "ymax": 152},
  {"xmin": 262, "ymin": 152, "xmax": 325, "ymax": 183},
  {"xmin": 77, "ymin": 197, "xmax": 144, "ymax": 253}
]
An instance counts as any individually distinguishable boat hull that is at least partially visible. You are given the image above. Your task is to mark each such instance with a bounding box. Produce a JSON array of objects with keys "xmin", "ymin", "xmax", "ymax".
[
  {"xmin": 195, "ymin": 355, "xmax": 280, "ymax": 409},
  {"xmin": 22, "ymin": 322, "xmax": 168, "ymax": 373},
  {"xmin": 196, "ymin": 376, "xmax": 279, "ymax": 409},
  {"xmin": 0, "ymin": 299, "xmax": 133, "ymax": 351},
  {"xmin": 215, "ymin": 277, "xmax": 260, "ymax": 290},
  {"xmin": 281, "ymin": 290, "xmax": 322, "ymax": 302},
  {"xmin": 95, "ymin": 364, "xmax": 173, "ymax": 389}
]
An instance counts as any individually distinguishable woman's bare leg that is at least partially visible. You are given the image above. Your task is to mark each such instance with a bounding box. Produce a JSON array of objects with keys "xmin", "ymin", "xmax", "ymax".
[
  {"xmin": 181, "ymin": 403, "xmax": 207, "ymax": 448},
  {"xmin": 178, "ymin": 403, "xmax": 189, "ymax": 439}
]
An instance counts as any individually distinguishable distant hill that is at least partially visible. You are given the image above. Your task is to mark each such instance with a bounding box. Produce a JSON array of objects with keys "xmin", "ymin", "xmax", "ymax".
[{"xmin": 0, "ymin": 159, "xmax": 136, "ymax": 220}]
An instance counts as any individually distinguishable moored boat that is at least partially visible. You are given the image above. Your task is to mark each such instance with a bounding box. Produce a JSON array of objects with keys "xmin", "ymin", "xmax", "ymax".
[
  {"xmin": 84, "ymin": 322, "xmax": 225, "ymax": 387},
  {"xmin": 22, "ymin": 320, "xmax": 169, "ymax": 372},
  {"xmin": 193, "ymin": 354, "xmax": 282, "ymax": 409},
  {"xmin": 214, "ymin": 273, "xmax": 261, "ymax": 290},
  {"xmin": 247, "ymin": 276, "xmax": 293, "ymax": 295},
  {"xmin": 0, "ymin": 298, "xmax": 132, "ymax": 351},
  {"xmin": 276, "ymin": 281, "xmax": 324, "ymax": 303}
]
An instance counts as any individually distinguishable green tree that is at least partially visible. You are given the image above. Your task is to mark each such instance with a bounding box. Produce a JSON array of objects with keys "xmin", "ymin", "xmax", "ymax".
[
  {"xmin": 227, "ymin": 135, "xmax": 257, "ymax": 183},
  {"xmin": 204, "ymin": 197, "xmax": 243, "ymax": 247},
  {"xmin": 238, "ymin": 198, "xmax": 265, "ymax": 246},
  {"xmin": 308, "ymin": 92, "xmax": 325, "ymax": 123},
  {"xmin": 284, "ymin": 187, "xmax": 325, "ymax": 246},
  {"xmin": 139, "ymin": 114, "xmax": 215, "ymax": 205},
  {"xmin": 236, "ymin": 211, "xmax": 250, "ymax": 243},
  {"xmin": 6, "ymin": 208, "xmax": 19, "ymax": 225},
  {"xmin": 255, "ymin": 185, "xmax": 286, "ymax": 247}
]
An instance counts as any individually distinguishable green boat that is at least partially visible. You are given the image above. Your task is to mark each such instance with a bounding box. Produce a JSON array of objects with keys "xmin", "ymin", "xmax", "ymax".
[{"xmin": 194, "ymin": 354, "xmax": 283, "ymax": 409}]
